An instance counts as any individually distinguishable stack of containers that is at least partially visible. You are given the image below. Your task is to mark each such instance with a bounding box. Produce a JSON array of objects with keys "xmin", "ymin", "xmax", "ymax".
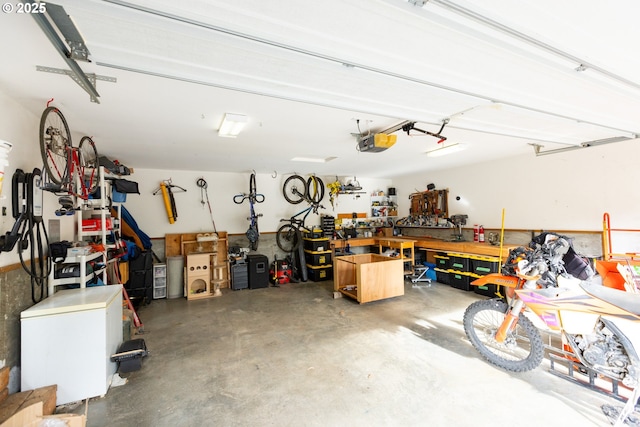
[
  {"xmin": 303, "ymin": 231, "xmax": 333, "ymax": 281},
  {"xmin": 447, "ymin": 252, "xmax": 473, "ymax": 291},
  {"xmin": 433, "ymin": 253, "xmax": 450, "ymax": 284},
  {"xmin": 468, "ymin": 255, "xmax": 501, "ymax": 297}
]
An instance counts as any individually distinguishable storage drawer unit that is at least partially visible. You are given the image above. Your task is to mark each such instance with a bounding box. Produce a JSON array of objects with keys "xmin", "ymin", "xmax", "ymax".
[
  {"xmin": 321, "ymin": 215, "xmax": 335, "ymax": 238},
  {"xmin": 153, "ymin": 263, "xmax": 167, "ymax": 299}
]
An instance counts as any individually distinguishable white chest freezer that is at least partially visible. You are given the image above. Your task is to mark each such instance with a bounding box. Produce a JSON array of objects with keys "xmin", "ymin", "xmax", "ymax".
[{"xmin": 21, "ymin": 285, "xmax": 123, "ymax": 405}]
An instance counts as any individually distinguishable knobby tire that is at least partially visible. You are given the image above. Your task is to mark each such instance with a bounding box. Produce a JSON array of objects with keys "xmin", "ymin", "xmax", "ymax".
[
  {"xmin": 463, "ymin": 299, "xmax": 544, "ymax": 372},
  {"xmin": 283, "ymin": 175, "xmax": 307, "ymax": 204},
  {"xmin": 276, "ymin": 223, "xmax": 299, "ymax": 252}
]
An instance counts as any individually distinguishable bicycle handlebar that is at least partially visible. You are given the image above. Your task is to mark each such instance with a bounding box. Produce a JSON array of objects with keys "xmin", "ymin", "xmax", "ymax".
[{"xmin": 234, "ymin": 193, "xmax": 265, "ymax": 204}]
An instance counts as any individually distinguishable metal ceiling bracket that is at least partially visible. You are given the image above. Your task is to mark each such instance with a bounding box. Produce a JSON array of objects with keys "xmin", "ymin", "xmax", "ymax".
[
  {"xmin": 529, "ymin": 136, "xmax": 636, "ymax": 156},
  {"xmin": 45, "ymin": 2, "xmax": 92, "ymax": 62},
  {"xmin": 26, "ymin": 0, "xmax": 102, "ymax": 103},
  {"xmin": 36, "ymin": 66, "xmax": 116, "ymax": 103}
]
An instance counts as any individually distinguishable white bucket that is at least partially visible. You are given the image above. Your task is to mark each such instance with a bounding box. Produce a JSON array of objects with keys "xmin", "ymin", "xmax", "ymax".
[{"xmin": 0, "ymin": 140, "xmax": 13, "ymax": 197}]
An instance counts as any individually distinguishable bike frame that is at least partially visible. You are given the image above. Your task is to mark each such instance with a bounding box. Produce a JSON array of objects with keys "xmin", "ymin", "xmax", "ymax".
[
  {"xmin": 69, "ymin": 148, "xmax": 96, "ymax": 200},
  {"xmin": 283, "ymin": 204, "xmax": 316, "ymax": 233},
  {"xmin": 233, "ymin": 179, "xmax": 264, "ymax": 250},
  {"xmin": 45, "ymin": 144, "xmax": 95, "ymax": 200},
  {"xmin": 474, "ymin": 273, "xmax": 640, "ymax": 365}
]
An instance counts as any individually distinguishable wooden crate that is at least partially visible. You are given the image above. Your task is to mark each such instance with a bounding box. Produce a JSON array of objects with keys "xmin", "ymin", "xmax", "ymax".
[{"xmin": 334, "ymin": 253, "xmax": 404, "ymax": 303}]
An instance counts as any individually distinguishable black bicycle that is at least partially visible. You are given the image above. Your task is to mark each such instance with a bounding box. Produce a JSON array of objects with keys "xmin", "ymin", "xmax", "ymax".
[
  {"xmin": 234, "ymin": 173, "xmax": 264, "ymax": 251},
  {"xmin": 276, "ymin": 175, "xmax": 325, "ymax": 252}
]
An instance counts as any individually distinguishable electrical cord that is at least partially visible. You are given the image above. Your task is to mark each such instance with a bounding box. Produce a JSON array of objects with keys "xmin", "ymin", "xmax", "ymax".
[{"xmin": 15, "ymin": 169, "xmax": 50, "ymax": 303}]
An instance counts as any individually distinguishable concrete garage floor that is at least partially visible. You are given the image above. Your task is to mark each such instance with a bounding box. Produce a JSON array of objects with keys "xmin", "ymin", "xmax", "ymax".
[{"xmin": 81, "ymin": 280, "xmax": 619, "ymax": 426}]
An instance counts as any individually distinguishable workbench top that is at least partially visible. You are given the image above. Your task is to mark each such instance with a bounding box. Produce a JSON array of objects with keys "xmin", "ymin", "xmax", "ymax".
[{"xmin": 330, "ymin": 236, "xmax": 519, "ymax": 259}]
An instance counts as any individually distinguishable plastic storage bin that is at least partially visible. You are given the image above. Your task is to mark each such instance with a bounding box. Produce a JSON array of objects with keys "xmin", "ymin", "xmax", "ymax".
[
  {"xmin": 469, "ymin": 255, "xmax": 500, "ymax": 276},
  {"xmin": 303, "ymin": 237, "xmax": 330, "ymax": 252},
  {"xmin": 447, "ymin": 253, "xmax": 470, "ymax": 272},
  {"xmin": 304, "ymin": 249, "xmax": 332, "ymax": 266},
  {"xmin": 449, "ymin": 271, "xmax": 472, "ymax": 291},
  {"xmin": 306, "ymin": 264, "xmax": 333, "ymax": 281}
]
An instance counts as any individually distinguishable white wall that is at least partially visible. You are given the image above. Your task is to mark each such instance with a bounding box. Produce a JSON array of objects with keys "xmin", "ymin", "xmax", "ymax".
[
  {"xmin": 121, "ymin": 170, "xmax": 392, "ymax": 237},
  {"xmin": 0, "ymin": 92, "xmax": 75, "ymax": 267},
  {"xmin": 392, "ymin": 139, "xmax": 640, "ymax": 251}
]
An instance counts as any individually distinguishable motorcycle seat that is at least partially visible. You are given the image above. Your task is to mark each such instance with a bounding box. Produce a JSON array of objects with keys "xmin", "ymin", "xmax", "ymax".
[{"xmin": 581, "ymin": 279, "xmax": 640, "ymax": 316}]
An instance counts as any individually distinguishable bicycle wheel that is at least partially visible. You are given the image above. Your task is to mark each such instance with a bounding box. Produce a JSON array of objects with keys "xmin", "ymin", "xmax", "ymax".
[
  {"xmin": 283, "ymin": 175, "xmax": 306, "ymax": 204},
  {"xmin": 78, "ymin": 136, "xmax": 99, "ymax": 195},
  {"xmin": 306, "ymin": 176, "xmax": 325, "ymax": 203},
  {"xmin": 276, "ymin": 223, "xmax": 299, "ymax": 252},
  {"xmin": 39, "ymin": 106, "xmax": 71, "ymax": 185},
  {"xmin": 249, "ymin": 172, "xmax": 257, "ymax": 195}
]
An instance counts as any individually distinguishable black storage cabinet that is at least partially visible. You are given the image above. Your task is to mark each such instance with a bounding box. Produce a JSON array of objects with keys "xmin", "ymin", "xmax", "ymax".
[
  {"xmin": 125, "ymin": 250, "xmax": 153, "ymax": 304},
  {"xmin": 247, "ymin": 254, "xmax": 269, "ymax": 289}
]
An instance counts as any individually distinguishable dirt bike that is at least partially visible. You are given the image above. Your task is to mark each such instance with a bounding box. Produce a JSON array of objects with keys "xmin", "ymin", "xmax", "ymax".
[{"xmin": 464, "ymin": 232, "xmax": 640, "ymax": 426}]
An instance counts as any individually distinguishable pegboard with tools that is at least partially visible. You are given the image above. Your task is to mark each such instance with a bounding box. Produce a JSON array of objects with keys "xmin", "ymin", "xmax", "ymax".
[{"xmin": 408, "ymin": 189, "xmax": 448, "ymax": 225}]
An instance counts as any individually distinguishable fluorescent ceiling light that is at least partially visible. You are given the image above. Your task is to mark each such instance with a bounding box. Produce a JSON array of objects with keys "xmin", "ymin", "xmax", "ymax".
[
  {"xmin": 291, "ymin": 156, "xmax": 337, "ymax": 163},
  {"xmin": 218, "ymin": 113, "xmax": 248, "ymax": 138},
  {"xmin": 425, "ymin": 143, "xmax": 466, "ymax": 157}
]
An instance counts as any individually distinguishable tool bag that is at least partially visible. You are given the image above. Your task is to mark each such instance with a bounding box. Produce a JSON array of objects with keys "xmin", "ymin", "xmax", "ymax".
[{"xmin": 49, "ymin": 240, "xmax": 72, "ymax": 263}]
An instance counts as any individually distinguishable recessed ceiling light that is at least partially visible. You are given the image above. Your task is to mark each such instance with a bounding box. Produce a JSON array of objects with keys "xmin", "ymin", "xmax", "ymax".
[{"xmin": 291, "ymin": 156, "xmax": 337, "ymax": 163}]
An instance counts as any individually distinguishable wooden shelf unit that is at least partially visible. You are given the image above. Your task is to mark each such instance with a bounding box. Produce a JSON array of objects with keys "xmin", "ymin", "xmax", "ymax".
[{"xmin": 165, "ymin": 231, "xmax": 230, "ymax": 299}]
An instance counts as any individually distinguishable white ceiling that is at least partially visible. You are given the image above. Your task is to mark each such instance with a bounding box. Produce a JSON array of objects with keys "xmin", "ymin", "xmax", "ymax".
[{"xmin": 1, "ymin": 0, "xmax": 639, "ymax": 179}]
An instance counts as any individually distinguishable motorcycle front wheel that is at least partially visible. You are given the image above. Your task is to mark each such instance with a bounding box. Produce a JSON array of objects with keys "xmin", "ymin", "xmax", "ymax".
[{"xmin": 463, "ymin": 299, "xmax": 544, "ymax": 372}]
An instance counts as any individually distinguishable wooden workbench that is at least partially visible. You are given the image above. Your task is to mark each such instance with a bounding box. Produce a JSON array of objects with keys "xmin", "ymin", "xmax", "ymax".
[{"xmin": 330, "ymin": 236, "xmax": 518, "ymax": 260}]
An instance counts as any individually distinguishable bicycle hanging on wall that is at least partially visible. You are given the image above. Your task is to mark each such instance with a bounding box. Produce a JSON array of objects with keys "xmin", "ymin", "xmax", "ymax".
[
  {"xmin": 39, "ymin": 105, "xmax": 99, "ymax": 212},
  {"xmin": 233, "ymin": 172, "xmax": 265, "ymax": 251},
  {"xmin": 276, "ymin": 174, "xmax": 325, "ymax": 252}
]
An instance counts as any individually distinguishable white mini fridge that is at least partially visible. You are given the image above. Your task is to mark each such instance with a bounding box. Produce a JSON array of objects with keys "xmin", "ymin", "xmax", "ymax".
[{"xmin": 21, "ymin": 285, "xmax": 123, "ymax": 405}]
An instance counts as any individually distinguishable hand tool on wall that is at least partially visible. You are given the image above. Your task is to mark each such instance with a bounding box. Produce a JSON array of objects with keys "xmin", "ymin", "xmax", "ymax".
[{"xmin": 153, "ymin": 179, "xmax": 186, "ymax": 224}]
